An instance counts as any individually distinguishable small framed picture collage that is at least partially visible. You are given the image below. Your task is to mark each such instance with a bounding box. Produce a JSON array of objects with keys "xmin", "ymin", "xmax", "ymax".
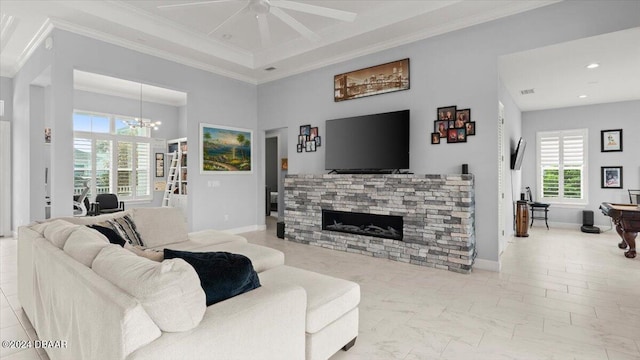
[
  {"xmin": 298, "ymin": 124, "xmax": 321, "ymax": 153},
  {"xmin": 432, "ymin": 105, "xmax": 475, "ymax": 144}
]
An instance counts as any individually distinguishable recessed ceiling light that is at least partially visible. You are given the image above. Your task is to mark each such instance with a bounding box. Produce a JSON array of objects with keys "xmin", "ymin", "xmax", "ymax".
[
  {"xmin": 578, "ymin": 94, "xmax": 588, "ymax": 99},
  {"xmin": 264, "ymin": 67, "xmax": 277, "ymax": 71},
  {"xmin": 586, "ymin": 63, "xmax": 599, "ymax": 69}
]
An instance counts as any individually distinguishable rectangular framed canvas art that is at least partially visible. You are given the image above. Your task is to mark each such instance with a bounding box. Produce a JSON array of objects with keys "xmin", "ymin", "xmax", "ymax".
[
  {"xmin": 200, "ymin": 123, "xmax": 253, "ymax": 174},
  {"xmin": 334, "ymin": 58, "xmax": 410, "ymax": 102}
]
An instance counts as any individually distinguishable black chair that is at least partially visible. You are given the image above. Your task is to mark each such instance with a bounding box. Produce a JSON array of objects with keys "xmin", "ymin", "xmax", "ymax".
[
  {"xmin": 93, "ymin": 193, "xmax": 125, "ymax": 215},
  {"xmin": 526, "ymin": 187, "xmax": 550, "ymax": 229},
  {"xmin": 629, "ymin": 189, "xmax": 640, "ymax": 205}
]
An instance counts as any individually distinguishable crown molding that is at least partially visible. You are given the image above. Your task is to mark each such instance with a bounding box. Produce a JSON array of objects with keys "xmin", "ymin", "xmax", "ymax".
[
  {"xmin": 7, "ymin": 19, "xmax": 55, "ymax": 78},
  {"xmin": 69, "ymin": 0, "xmax": 254, "ymax": 67},
  {"xmin": 256, "ymin": 0, "xmax": 559, "ymax": 84},
  {"xmin": 50, "ymin": 19, "xmax": 258, "ymax": 85}
]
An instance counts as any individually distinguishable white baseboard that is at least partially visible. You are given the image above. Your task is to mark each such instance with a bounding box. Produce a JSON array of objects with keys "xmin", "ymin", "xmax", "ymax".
[
  {"xmin": 474, "ymin": 258, "xmax": 500, "ymax": 272},
  {"xmin": 224, "ymin": 224, "xmax": 267, "ymax": 234}
]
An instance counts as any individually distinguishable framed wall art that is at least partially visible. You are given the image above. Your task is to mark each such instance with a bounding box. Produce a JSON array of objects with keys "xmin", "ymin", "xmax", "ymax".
[
  {"xmin": 601, "ymin": 129, "xmax": 622, "ymax": 152},
  {"xmin": 601, "ymin": 166, "xmax": 623, "ymax": 188},
  {"xmin": 155, "ymin": 153, "xmax": 165, "ymax": 177},
  {"xmin": 437, "ymin": 106, "xmax": 456, "ymax": 121},
  {"xmin": 434, "ymin": 105, "xmax": 474, "ymax": 144},
  {"xmin": 334, "ymin": 58, "xmax": 410, "ymax": 102},
  {"xmin": 199, "ymin": 123, "xmax": 253, "ymax": 174},
  {"xmin": 298, "ymin": 124, "xmax": 321, "ymax": 152}
]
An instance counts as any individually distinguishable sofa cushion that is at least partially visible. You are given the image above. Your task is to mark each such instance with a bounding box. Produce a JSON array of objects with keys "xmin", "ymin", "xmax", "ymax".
[
  {"xmin": 259, "ymin": 265, "xmax": 360, "ymax": 334},
  {"xmin": 92, "ymin": 245, "xmax": 205, "ymax": 332},
  {"xmin": 88, "ymin": 225, "xmax": 126, "ymax": 247},
  {"xmin": 164, "ymin": 249, "xmax": 261, "ymax": 306},
  {"xmin": 43, "ymin": 220, "xmax": 82, "ymax": 249},
  {"xmin": 187, "ymin": 229, "xmax": 248, "ymax": 246},
  {"xmin": 107, "ymin": 215, "xmax": 144, "ymax": 247},
  {"xmin": 132, "ymin": 207, "xmax": 188, "ymax": 248},
  {"xmin": 63, "ymin": 227, "xmax": 110, "ymax": 267}
]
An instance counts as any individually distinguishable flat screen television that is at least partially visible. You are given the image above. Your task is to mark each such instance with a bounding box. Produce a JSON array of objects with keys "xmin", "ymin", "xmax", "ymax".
[
  {"xmin": 510, "ymin": 137, "xmax": 527, "ymax": 170},
  {"xmin": 325, "ymin": 110, "xmax": 410, "ymax": 173}
]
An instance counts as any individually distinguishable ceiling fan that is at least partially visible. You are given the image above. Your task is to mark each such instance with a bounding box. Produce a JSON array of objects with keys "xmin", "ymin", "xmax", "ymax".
[{"xmin": 158, "ymin": 0, "xmax": 357, "ymax": 47}]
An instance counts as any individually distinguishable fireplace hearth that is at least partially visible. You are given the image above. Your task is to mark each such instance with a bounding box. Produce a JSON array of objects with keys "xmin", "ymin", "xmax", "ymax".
[{"xmin": 322, "ymin": 210, "xmax": 403, "ymax": 241}]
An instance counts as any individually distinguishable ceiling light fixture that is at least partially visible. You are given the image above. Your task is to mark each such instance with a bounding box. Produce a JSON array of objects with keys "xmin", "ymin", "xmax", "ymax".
[
  {"xmin": 586, "ymin": 63, "xmax": 600, "ymax": 69},
  {"xmin": 578, "ymin": 94, "xmax": 588, "ymax": 99},
  {"xmin": 123, "ymin": 84, "xmax": 161, "ymax": 131}
]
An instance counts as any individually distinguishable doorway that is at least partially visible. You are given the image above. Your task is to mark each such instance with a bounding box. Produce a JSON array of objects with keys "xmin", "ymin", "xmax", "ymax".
[
  {"xmin": 265, "ymin": 136, "xmax": 278, "ymax": 217},
  {"xmin": 264, "ymin": 127, "xmax": 289, "ymax": 222}
]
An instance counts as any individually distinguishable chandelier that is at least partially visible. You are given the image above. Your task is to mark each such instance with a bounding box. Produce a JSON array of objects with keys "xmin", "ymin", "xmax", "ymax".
[{"xmin": 123, "ymin": 84, "xmax": 161, "ymax": 130}]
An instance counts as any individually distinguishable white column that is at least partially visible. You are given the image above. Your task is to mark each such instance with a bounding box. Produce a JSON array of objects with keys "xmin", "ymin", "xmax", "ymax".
[{"xmin": 0, "ymin": 121, "xmax": 11, "ymax": 236}]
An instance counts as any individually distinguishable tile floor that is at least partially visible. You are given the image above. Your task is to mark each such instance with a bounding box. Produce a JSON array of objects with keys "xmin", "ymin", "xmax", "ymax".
[{"xmin": 2, "ymin": 219, "xmax": 639, "ymax": 359}]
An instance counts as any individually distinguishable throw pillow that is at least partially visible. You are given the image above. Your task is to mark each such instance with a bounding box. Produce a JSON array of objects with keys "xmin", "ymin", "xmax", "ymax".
[
  {"xmin": 107, "ymin": 215, "xmax": 144, "ymax": 247},
  {"xmin": 164, "ymin": 249, "xmax": 261, "ymax": 306},
  {"xmin": 87, "ymin": 225, "xmax": 126, "ymax": 247}
]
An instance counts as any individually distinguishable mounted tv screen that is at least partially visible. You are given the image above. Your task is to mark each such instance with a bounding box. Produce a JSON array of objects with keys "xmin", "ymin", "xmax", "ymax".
[
  {"xmin": 325, "ymin": 110, "xmax": 410, "ymax": 173},
  {"xmin": 510, "ymin": 137, "xmax": 527, "ymax": 170}
]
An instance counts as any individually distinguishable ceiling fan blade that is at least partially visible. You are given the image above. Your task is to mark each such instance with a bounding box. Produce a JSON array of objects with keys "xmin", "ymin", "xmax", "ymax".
[
  {"xmin": 270, "ymin": 7, "xmax": 320, "ymax": 42},
  {"xmin": 256, "ymin": 14, "xmax": 272, "ymax": 47},
  {"xmin": 157, "ymin": 0, "xmax": 237, "ymax": 10},
  {"xmin": 207, "ymin": 4, "xmax": 248, "ymax": 36},
  {"xmin": 271, "ymin": 0, "xmax": 357, "ymax": 22}
]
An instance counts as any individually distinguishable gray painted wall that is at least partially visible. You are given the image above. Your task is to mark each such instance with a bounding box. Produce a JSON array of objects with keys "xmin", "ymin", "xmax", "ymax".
[
  {"xmin": 522, "ymin": 100, "xmax": 640, "ymax": 227},
  {"xmin": 11, "ymin": 34, "xmax": 52, "ymax": 229},
  {"xmin": 29, "ymin": 86, "xmax": 46, "ymax": 221},
  {"xmin": 258, "ymin": 1, "xmax": 640, "ymax": 264},
  {"xmin": 498, "ymin": 78, "xmax": 523, "ymax": 256},
  {"xmin": 12, "ymin": 29, "xmax": 259, "ymax": 232}
]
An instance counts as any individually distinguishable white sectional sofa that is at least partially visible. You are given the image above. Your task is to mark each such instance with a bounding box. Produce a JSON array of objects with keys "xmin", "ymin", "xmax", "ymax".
[{"xmin": 17, "ymin": 207, "xmax": 359, "ymax": 360}]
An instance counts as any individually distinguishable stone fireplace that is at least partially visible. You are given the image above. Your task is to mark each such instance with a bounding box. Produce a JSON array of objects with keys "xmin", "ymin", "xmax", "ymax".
[{"xmin": 284, "ymin": 174, "xmax": 476, "ymax": 274}]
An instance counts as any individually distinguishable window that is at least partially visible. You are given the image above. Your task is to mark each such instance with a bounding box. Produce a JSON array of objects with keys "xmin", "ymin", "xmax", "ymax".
[
  {"xmin": 536, "ymin": 129, "xmax": 588, "ymax": 204},
  {"xmin": 73, "ymin": 111, "xmax": 152, "ymax": 202}
]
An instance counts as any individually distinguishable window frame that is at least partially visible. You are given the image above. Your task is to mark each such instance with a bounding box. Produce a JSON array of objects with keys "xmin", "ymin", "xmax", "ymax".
[
  {"xmin": 73, "ymin": 110, "xmax": 153, "ymax": 202},
  {"xmin": 536, "ymin": 128, "xmax": 588, "ymax": 206}
]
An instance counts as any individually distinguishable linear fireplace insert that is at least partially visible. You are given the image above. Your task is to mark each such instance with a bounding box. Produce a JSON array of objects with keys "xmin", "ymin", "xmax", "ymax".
[{"xmin": 322, "ymin": 210, "xmax": 403, "ymax": 241}]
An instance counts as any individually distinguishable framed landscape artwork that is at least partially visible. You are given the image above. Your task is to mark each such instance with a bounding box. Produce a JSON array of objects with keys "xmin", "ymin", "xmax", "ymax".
[
  {"xmin": 200, "ymin": 123, "xmax": 252, "ymax": 174},
  {"xmin": 334, "ymin": 58, "xmax": 410, "ymax": 102}
]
